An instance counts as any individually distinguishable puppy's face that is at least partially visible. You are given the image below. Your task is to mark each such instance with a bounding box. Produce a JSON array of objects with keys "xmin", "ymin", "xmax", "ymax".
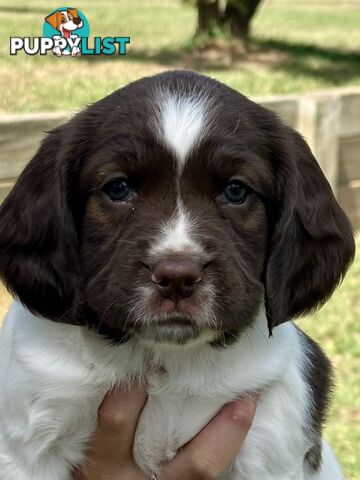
[
  {"xmin": 80, "ymin": 93, "xmax": 271, "ymax": 344},
  {"xmin": 0, "ymin": 72, "xmax": 355, "ymax": 346},
  {"xmin": 45, "ymin": 9, "xmax": 83, "ymax": 38}
]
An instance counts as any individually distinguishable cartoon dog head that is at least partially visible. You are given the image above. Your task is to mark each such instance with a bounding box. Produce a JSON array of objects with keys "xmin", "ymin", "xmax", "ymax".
[{"xmin": 45, "ymin": 8, "xmax": 83, "ymax": 38}]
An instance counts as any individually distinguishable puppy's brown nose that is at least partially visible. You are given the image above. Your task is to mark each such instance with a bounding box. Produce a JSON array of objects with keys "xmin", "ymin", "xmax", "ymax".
[
  {"xmin": 73, "ymin": 17, "xmax": 81, "ymax": 25},
  {"xmin": 151, "ymin": 258, "xmax": 202, "ymax": 301}
]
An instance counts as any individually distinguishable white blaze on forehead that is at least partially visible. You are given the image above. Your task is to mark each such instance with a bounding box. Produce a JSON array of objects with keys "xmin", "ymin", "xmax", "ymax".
[
  {"xmin": 149, "ymin": 89, "xmax": 211, "ymax": 258},
  {"xmin": 149, "ymin": 205, "xmax": 204, "ymax": 258},
  {"xmin": 158, "ymin": 93, "xmax": 208, "ymax": 168}
]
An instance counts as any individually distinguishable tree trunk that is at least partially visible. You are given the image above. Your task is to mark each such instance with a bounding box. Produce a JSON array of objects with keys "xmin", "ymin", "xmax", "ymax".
[
  {"xmin": 224, "ymin": 0, "xmax": 262, "ymax": 39},
  {"xmin": 197, "ymin": 0, "xmax": 220, "ymax": 35}
]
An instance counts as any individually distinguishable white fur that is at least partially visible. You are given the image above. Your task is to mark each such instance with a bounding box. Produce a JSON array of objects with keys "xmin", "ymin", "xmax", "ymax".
[
  {"xmin": 58, "ymin": 11, "xmax": 83, "ymax": 35},
  {"xmin": 0, "ymin": 301, "xmax": 343, "ymax": 479},
  {"xmin": 151, "ymin": 92, "xmax": 212, "ymax": 259},
  {"xmin": 149, "ymin": 204, "xmax": 204, "ymax": 258},
  {"xmin": 307, "ymin": 441, "xmax": 344, "ymax": 480},
  {"xmin": 158, "ymin": 92, "xmax": 208, "ymax": 168}
]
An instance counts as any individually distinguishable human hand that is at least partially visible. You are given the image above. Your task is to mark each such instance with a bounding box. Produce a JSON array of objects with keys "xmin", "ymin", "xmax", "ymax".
[{"xmin": 74, "ymin": 384, "xmax": 257, "ymax": 480}]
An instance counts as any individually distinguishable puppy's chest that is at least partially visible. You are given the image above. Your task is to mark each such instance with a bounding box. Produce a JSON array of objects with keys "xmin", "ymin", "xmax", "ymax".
[
  {"xmin": 133, "ymin": 390, "xmax": 309, "ymax": 480},
  {"xmin": 84, "ymin": 325, "xmax": 310, "ymax": 476},
  {"xmin": 130, "ymin": 362, "xmax": 310, "ymax": 479},
  {"xmin": 133, "ymin": 373, "xmax": 227, "ymax": 473}
]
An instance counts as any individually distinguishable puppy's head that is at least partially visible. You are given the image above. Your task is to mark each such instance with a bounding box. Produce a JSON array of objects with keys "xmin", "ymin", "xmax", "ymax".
[
  {"xmin": 0, "ymin": 71, "xmax": 355, "ymax": 345},
  {"xmin": 45, "ymin": 9, "xmax": 83, "ymax": 37}
]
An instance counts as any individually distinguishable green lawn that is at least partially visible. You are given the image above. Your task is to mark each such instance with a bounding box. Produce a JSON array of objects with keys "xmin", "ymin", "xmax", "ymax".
[{"xmin": 0, "ymin": 0, "xmax": 359, "ymax": 112}]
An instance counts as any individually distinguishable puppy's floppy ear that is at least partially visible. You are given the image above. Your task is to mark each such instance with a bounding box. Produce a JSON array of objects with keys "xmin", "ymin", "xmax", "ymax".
[
  {"xmin": 265, "ymin": 128, "xmax": 355, "ymax": 331},
  {"xmin": 0, "ymin": 127, "xmax": 83, "ymax": 324},
  {"xmin": 45, "ymin": 11, "xmax": 60, "ymax": 30},
  {"xmin": 68, "ymin": 8, "xmax": 79, "ymax": 18}
]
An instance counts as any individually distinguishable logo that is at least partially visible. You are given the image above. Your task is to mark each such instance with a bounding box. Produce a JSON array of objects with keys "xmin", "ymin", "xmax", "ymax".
[{"xmin": 10, "ymin": 7, "xmax": 130, "ymax": 56}]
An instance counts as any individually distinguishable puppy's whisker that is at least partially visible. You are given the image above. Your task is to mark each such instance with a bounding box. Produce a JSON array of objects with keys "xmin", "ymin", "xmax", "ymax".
[
  {"xmin": 249, "ymin": 322, "xmax": 269, "ymax": 343},
  {"xmin": 234, "ymin": 256, "xmax": 261, "ymax": 286},
  {"xmin": 124, "ymin": 303, "xmax": 139, "ymax": 329},
  {"xmin": 57, "ymin": 291, "xmax": 106, "ymax": 324},
  {"xmin": 95, "ymin": 300, "xmax": 115, "ymax": 333},
  {"xmin": 116, "ymin": 239, "xmax": 138, "ymax": 247}
]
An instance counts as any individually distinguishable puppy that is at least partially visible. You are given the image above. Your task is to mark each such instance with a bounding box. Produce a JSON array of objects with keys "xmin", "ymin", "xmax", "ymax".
[
  {"xmin": 0, "ymin": 71, "xmax": 355, "ymax": 480},
  {"xmin": 45, "ymin": 8, "xmax": 83, "ymax": 56}
]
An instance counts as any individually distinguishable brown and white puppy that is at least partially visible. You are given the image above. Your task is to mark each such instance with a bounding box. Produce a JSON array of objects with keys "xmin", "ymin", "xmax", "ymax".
[{"xmin": 0, "ymin": 71, "xmax": 355, "ymax": 480}]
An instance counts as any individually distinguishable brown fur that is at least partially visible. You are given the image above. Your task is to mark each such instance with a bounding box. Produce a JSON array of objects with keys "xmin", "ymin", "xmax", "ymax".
[{"xmin": 45, "ymin": 8, "xmax": 80, "ymax": 31}]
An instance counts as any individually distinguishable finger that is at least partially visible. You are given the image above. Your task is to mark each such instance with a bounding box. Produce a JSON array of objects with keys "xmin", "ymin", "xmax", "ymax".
[
  {"xmin": 97, "ymin": 382, "xmax": 147, "ymax": 446},
  {"xmin": 73, "ymin": 384, "xmax": 147, "ymax": 478},
  {"xmin": 163, "ymin": 396, "xmax": 257, "ymax": 479}
]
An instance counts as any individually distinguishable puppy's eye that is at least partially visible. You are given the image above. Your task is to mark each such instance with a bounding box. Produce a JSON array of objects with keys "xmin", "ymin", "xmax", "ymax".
[
  {"xmin": 102, "ymin": 178, "xmax": 132, "ymax": 202},
  {"xmin": 223, "ymin": 180, "xmax": 250, "ymax": 204}
]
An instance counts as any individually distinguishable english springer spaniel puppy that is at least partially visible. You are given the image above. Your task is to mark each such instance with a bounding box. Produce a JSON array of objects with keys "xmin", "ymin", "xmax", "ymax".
[{"xmin": 0, "ymin": 71, "xmax": 355, "ymax": 480}]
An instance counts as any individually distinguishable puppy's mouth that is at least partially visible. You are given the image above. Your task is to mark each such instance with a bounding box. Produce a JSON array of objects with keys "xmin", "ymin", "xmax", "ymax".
[
  {"xmin": 154, "ymin": 296, "xmax": 200, "ymax": 317},
  {"xmin": 125, "ymin": 283, "xmax": 217, "ymax": 344},
  {"xmin": 62, "ymin": 27, "xmax": 71, "ymax": 38},
  {"xmin": 157, "ymin": 316, "xmax": 193, "ymax": 326}
]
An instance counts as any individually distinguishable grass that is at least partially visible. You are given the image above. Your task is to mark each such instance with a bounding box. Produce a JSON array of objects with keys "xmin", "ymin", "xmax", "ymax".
[
  {"xmin": 0, "ymin": 234, "xmax": 359, "ymax": 478},
  {"xmin": 0, "ymin": 0, "xmax": 359, "ymax": 112}
]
